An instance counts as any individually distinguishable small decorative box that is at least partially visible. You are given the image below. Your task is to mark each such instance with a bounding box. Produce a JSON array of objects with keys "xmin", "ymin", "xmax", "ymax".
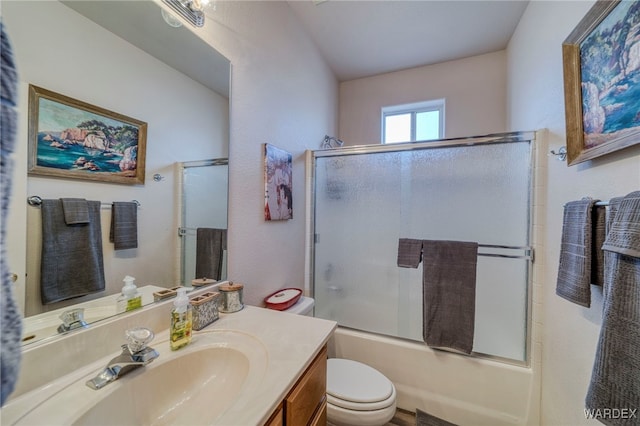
[
  {"xmin": 190, "ymin": 291, "xmax": 221, "ymax": 331},
  {"xmin": 192, "ymin": 278, "xmax": 216, "ymax": 288},
  {"xmin": 219, "ymin": 282, "xmax": 244, "ymax": 313},
  {"xmin": 264, "ymin": 288, "xmax": 302, "ymax": 311},
  {"xmin": 153, "ymin": 289, "xmax": 177, "ymax": 302}
]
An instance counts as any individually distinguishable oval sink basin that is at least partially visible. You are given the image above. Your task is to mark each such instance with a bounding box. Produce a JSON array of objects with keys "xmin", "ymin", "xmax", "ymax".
[
  {"xmin": 13, "ymin": 330, "xmax": 268, "ymax": 425},
  {"xmin": 74, "ymin": 346, "xmax": 249, "ymax": 425}
]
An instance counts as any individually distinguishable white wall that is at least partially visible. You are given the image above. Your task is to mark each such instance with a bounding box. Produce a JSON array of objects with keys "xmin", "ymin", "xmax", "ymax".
[
  {"xmin": 194, "ymin": 1, "xmax": 339, "ymax": 306},
  {"xmin": 507, "ymin": 1, "xmax": 640, "ymax": 425},
  {"xmin": 2, "ymin": 1, "xmax": 229, "ymax": 314},
  {"xmin": 338, "ymin": 50, "xmax": 507, "ymax": 145}
]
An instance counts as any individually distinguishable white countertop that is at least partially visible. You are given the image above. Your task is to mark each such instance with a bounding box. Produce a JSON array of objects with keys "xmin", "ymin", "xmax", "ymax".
[
  {"xmin": 204, "ymin": 306, "xmax": 337, "ymax": 424},
  {"xmin": 1, "ymin": 305, "xmax": 336, "ymax": 425}
]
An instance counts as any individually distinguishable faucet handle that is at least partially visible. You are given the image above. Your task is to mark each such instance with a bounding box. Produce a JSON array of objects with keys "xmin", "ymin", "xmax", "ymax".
[
  {"xmin": 126, "ymin": 327, "xmax": 154, "ymax": 353},
  {"xmin": 59, "ymin": 308, "xmax": 86, "ymax": 327}
]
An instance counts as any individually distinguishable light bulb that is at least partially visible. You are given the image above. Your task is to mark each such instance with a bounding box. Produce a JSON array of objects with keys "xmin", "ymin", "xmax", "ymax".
[{"xmin": 161, "ymin": 8, "xmax": 183, "ymax": 28}]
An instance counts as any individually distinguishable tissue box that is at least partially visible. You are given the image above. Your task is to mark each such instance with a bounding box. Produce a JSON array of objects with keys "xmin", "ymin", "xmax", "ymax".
[{"xmin": 190, "ymin": 291, "xmax": 221, "ymax": 331}]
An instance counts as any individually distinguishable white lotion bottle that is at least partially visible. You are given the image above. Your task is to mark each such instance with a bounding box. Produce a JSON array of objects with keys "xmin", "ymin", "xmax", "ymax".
[{"xmin": 116, "ymin": 275, "xmax": 142, "ymax": 313}]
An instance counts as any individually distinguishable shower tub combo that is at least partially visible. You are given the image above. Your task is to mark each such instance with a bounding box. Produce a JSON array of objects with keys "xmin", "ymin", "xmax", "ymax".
[{"xmin": 306, "ymin": 131, "xmax": 540, "ymax": 425}]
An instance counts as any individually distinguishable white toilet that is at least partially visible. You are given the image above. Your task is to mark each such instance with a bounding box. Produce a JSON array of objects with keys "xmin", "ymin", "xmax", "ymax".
[{"xmin": 283, "ymin": 296, "xmax": 397, "ymax": 426}]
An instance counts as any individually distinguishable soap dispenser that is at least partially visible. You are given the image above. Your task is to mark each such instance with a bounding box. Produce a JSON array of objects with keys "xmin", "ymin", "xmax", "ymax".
[
  {"xmin": 170, "ymin": 287, "xmax": 193, "ymax": 351},
  {"xmin": 116, "ymin": 275, "xmax": 142, "ymax": 313}
]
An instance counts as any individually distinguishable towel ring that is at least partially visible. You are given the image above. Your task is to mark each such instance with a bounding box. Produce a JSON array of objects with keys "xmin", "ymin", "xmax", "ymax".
[
  {"xmin": 27, "ymin": 195, "xmax": 43, "ymax": 206},
  {"xmin": 549, "ymin": 146, "xmax": 567, "ymax": 161}
]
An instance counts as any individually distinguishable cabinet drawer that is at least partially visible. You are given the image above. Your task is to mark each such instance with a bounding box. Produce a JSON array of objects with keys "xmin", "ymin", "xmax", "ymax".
[{"xmin": 285, "ymin": 346, "xmax": 327, "ymax": 426}]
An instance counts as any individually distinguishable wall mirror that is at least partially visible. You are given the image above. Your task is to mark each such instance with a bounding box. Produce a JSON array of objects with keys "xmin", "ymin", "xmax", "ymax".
[{"xmin": 3, "ymin": 0, "xmax": 230, "ymax": 346}]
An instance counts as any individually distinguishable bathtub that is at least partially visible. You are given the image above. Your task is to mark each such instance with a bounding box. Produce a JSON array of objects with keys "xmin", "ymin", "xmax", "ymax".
[{"xmin": 327, "ymin": 327, "xmax": 539, "ymax": 426}]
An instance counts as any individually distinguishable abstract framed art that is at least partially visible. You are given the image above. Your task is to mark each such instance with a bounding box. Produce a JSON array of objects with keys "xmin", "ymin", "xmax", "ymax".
[
  {"xmin": 562, "ymin": 0, "xmax": 640, "ymax": 165},
  {"xmin": 28, "ymin": 85, "xmax": 147, "ymax": 184},
  {"xmin": 263, "ymin": 143, "xmax": 293, "ymax": 221}
]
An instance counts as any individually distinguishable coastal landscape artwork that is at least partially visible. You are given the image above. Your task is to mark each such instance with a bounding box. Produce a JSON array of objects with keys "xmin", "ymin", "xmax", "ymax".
[
  {"xmin": 562, "ymin": 0, "xmax": 640, "ymax": 165},
  {"xmin": 28, "ymin": 85, "xmax": 147, "ymax": 184},
  {"xmin": 263, "ymin": 143, "xmax": 293, "ymax": 221}
]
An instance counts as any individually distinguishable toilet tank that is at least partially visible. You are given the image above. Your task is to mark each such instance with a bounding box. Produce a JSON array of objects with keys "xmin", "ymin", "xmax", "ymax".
[{"xmin": 284, "ymin": 296, "xmax": 314, "ymax": 316}]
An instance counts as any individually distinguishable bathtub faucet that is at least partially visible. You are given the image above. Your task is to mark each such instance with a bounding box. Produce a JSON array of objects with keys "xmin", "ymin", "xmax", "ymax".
[{"xmin": 86, "ymin": 327, "xmax": 159, "ymax": 390}]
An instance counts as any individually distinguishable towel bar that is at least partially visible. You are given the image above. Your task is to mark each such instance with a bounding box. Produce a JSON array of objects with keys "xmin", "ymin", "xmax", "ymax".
[
  {"xmin": 477, "ymin": 245, "xmax": 533, "ymax": 261},
  {"xmin": 27, "ymin": 196, "xmax": 140, "ymax": 209}
]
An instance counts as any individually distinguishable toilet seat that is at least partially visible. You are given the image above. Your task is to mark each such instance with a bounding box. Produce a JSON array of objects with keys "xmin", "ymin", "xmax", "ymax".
[
  {"xmin": 326, "ymin": 359, "xmax": 397, "ymax": 426},
  {"xmin": 327, "ymin": 385, "xmax": 396, "ymax": 411},
  {"xmin": 327, "ymin": 358, "xmax": 396, "ymax": 411}
]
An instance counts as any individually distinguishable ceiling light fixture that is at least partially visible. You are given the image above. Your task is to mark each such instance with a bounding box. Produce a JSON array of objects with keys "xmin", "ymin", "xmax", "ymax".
[
  {"xmin": 161, "ymin": 0, "xmax": 205, "ymax": 28},
  {"xmin": 160, "ymin": 8, "xmax": 183, "ymax": 28}
]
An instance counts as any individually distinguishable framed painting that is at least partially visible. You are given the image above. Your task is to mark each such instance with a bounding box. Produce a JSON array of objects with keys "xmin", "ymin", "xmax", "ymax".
[
  {"xmin": 562, "ymin": 0, "xmax": 640, "ymax": 166},
  {"xmin": 28, "ymin": 85, "xmax": 147, "ymax": 184},
  {"xmin": 263, "ymin": 143, "xmax": 292, "ymax": 221}
]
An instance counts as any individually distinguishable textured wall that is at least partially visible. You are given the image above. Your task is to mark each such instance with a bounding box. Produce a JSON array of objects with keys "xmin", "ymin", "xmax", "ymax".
[
  {"xmin": 339, "ymin": 50, "xmax": 507, "ymax": 146},
  {"xmin": 197, "ymin": 1, "xmax": 339, "ymax": 305},
  {"xmin": 507, "ymin": 1, "xmax": 640, "ymax": 424}
]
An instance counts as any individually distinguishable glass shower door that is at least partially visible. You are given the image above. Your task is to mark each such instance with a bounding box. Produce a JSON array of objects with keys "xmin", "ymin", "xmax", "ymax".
[
  {"xmin": 312, "ymin": 135, "xmax": 533, "ymax": 362},
  {"xmin": 180, "ymin": 159, "xmax": 228, "ymax": 286}
]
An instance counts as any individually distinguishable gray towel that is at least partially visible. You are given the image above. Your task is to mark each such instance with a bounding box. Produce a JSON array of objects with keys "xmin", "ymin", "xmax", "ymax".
[
  {"xmin": 602, "ymin": 197, "xmax": 623, "ymax": 301},
  {"xmin": 109, "ymin": 202, "xmax": 138, "ymax": 250},
  {"xmin": 592, "ymin": 205, "xmax": 606, "ymax": 287},
  {"xmin": 422, "ymin": 240, "xmax": 478, "ymax": 354},
  {"xmin": 61, "ymin": 198, "xmax": 89, "ymax": 224},
  {"xmin": 40, "ymin": 199, "xmax": 105, "ymax": 304},
  {"xmin": 602, "ymin": 191, "xmax": 640, "ymax": 258},
  {"xmin": 397, "ymin": 238, "xmax": 423, "ymax": 268},
  {"xmin": 606, "ymin": 197, "xmax": 624, "ymax": 234},
  {"xmin": 556, "ymin": 199, "xmax": 598, "ymax": 307},
  {"xmin": 586, "ymin": 191, "xmax": 640, "ymax": 425},
  {"xmin": 195, "ymin": 228, "xmax": 227, "ymax": 281},
  {"xmin": 416, "ymin": 409, "xmax": 458, "ymax": 426},
  {"xmin": 1, "ymin": 21, "xmax": 22, "ymax": 407}
]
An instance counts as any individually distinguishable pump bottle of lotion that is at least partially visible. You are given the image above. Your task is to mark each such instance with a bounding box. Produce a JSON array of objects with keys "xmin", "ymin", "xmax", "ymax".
[
  {"xmin": 116, "ymin": 275, "xmax": 142, "ymax": 313},
  {"xmin": 170, "ymin": 287, "xmax": 193, "ymax": 350}
]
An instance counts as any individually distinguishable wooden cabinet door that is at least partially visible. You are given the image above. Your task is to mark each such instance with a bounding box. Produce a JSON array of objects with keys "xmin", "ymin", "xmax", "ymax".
[{"xmin": 285, "ymin": 346, "xmax": 327, "ymax": 426}]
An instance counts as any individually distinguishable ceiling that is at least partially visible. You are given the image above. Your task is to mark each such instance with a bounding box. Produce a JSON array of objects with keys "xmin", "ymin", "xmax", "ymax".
[
  {"xmin": 287, "ymin": 0, "xmax": 530, "ymax": 81},
  {"xmin": 64, "ymin": 1, "xmax": 529, "ymax": 91}
]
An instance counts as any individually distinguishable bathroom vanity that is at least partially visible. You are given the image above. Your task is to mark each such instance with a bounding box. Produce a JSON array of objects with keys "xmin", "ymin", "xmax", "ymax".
[
  {"xmin": 266, "ymin": 346, "xmax": 328, "ymax": 426},
  {"xmin": 1, "ymin": 284, "xmax": 336, "ymax": 425}
]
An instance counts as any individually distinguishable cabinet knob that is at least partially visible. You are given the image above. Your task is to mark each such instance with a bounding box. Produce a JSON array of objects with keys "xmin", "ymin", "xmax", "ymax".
[{"xmin": 10, "ymin": 273, "xmax": 18, "ymax": 283}]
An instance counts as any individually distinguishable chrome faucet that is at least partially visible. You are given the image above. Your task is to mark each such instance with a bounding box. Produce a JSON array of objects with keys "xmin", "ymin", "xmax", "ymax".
[
  {"xmin": 86, "ymin": 327, "xmax": 159, "ymax": 390},
  {"xmin": 57, "ymin": 308, "xmax": 89, "ymax": 333}
]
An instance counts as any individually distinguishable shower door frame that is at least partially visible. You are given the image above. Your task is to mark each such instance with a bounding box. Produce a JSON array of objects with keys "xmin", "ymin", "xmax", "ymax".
[
  {"xmin": 305, "ymin": 131, "xmax": 536, "ymax": 366},
  {"xmin": 178, "ymin": 158, "xmax": 229, "ymax": 286}
]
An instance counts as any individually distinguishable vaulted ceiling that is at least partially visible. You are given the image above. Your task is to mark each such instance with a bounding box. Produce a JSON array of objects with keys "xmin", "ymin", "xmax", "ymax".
[{"xmin": 287, "ymin": 0, "xmax": 530, "ymax": 81}]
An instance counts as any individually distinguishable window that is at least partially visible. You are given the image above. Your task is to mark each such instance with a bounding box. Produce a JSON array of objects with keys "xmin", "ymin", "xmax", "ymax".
[{"xmin": 382, "ymin": 99, "xmax": 445, "ymax": 144}]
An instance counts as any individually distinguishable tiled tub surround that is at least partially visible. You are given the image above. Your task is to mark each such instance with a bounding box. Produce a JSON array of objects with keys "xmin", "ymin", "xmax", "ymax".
[{"xmin": 1, "ymin": 284, "xmax": 336, "ymax": 425}]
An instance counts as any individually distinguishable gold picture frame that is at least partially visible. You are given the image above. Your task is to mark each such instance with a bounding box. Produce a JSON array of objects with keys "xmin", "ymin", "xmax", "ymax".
[
  {"xmin": 562, "ymin": 0, "xmax": 640, "ymax": 165},
  {"xmin": 28, "ymin": 85, "xmax": 147, "ymax": 184}
]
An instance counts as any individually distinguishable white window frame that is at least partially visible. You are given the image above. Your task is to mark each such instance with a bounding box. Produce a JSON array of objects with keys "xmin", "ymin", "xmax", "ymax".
[{"xmin": 381, "ymin": 99, "xmax": 445, "ymax": 143}]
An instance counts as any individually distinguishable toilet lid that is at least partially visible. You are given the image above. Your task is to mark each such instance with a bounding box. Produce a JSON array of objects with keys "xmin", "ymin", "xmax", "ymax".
[{"xmin": 327, "ymin": 358, "xmax": 394, "ymax": 404}]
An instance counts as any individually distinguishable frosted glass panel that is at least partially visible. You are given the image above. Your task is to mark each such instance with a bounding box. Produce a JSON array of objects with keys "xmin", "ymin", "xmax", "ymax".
[
  {"xmin": 181, "ymin": 163, "xmax": 228, "ymax": 285},
  {"xmin": 313, "ymin": 140, "xmax": 531, "ymax": 361}
]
